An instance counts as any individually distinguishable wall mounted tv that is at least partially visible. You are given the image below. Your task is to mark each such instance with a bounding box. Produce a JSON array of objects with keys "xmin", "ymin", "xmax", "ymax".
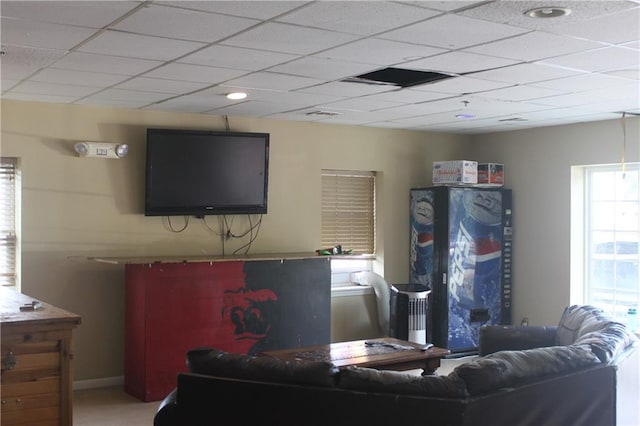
[{"xmin": 145, "ymin": 128, "xmax": 269, "ymax": 216}]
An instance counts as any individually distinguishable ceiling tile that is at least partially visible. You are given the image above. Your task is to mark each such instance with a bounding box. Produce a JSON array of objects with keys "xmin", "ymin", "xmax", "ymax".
[
  {"xmin": 380, "ymin": 14, "xmax": 529, "ymax": 49},
  {"xmin": 296, "ymin": 81, "xmax": 395, "ymax": 97},
  {"xmin": 314, "ymin": 38, "xmax": 445, "ymax": 66},
  {"xmin": 0, "ymin": 45, "xmax": 67, "ymax": 80},
  {"xmin": 479, "ymin": 85, "xmax": 567, "ymax": 102},
  {"xmin": 31, "ymin": 68, "xmax": 129, "ymax": 87},
  {"xmin": 1, "ymin": 92, "xmax": 79, "ymax": 103},
  {"xmin": 207, "ymin": 100, "xmax": 297, "ymax": 117},
  {"xmin": 114, "ymin": 77, "xmax": 210, "ymax": 95},
  {"xmin": 180, "ymin": 45, "xmax": 299, "ymax": 71},
  {"xmin": 531, "ymin": 73, "xmax": 634, "ymax": 92},
  {"xmin": 411, "ymin": 76, "xmax": 513, "ymax": 95},
  {"xmin": 80, "ymin": 88, "xmax": 173, "ymax": 105},
  {"xmin": 538, "ymin": 46, "xmax": 640, "ymax": 73},
  {"xmin": 145, "ymin": 97, "xmax": 229, "ymax": 114},
  {"xmin": 1, "ymin": 79, "xmax": 20, "ymax": 91},
  {"xmin": 143, "ymin": 63, "xmax": 248, "ymax": 84},
  {"xmin": 51, "ymin": 52, "xmax": 163, "ymax": 76},
  {"xmin": 464, "ymin": 31, "xmax": 604, "ymax": 62},
  {"xmin": 599, "ymin": 67, "xmax": 640, "ymax": 81},
  {"xmin": 78, "ymin": 30, "xmax": 206, "ymax": 61},
  {"xmin": 148, "ymin": 87, "xmax": 250, "ymax": 113},
  {"xmin": 375, "ymin": 99, "xmax": 462, "ymax": 117},
  {"xmin": 402, "ymin": 51, "xmax": 520, "ymax": 74},
  {"xmin": 620, "ymin": 40, "xmax": 640, "ymax": 50},
  {"xmin": 0, "ymin": 1, "xmax": 140, "ymax": 28},
  {"xmin": 1, "ymin": 17, "xmax": 97, "ymax": 50},
  {"xmin": 266, "ymin": 108, "xmax": 337, "ymax": 123},
  {"xmin": 319, "ymin": 97, "xmax": 404, "ymax": 112},
  {"xmin": 529, "ymin": 82, "xmax": 639, "ymax": 108},
  {"xmin": 401, "ymin": 2, "xmax": 485, "ymax": 12},
  {"xmin": 223, "ymin": 72, "xmax": 324, "ymax": 91},
  {"xmin": 554, "ymin": 7, "xmax": 640, "ymax": 45},
  {"xmin": 360, "ymin": 88, "xmax": 452, "ymax": 104},
  {"xmin": 221, "ymin": 22, "xmax": 359, "ymax": 55},
  {"xmin": 469, "ymin": 63, "xmax": 581, "ymax": 85},
  {"xmin": 156, "ymin": 1, "xmax": 307, "ymax": 20},
  {"xmin": 112, "ymin": 4, "xmax": 260, "ymax": 43},
  {"xmin": 74, "ymin": 98, "xmax": 154, "ymax": 109},
  {"xmin": 10, "ymin": 81, "xmax": 101, "ymax": 97},
  {"xmin": 275, "ymin": 2, "xmax": 440, "ymax": 36},
  {"xmin": 262, "ymin": 91, "xmax": 345, "ymax": 107},
  {"xmin": 266, "ymin": 57, "xmax": 376, "ymax": 80}
]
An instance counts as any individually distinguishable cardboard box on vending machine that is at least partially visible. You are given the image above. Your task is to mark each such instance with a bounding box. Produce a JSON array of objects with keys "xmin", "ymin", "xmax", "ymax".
[
  {"xmin": 477, "ymin": 163, "xmax": 504, "ymax": 187},
  {"xmin": 432, "ymin": 160, "xmax": 478, "ymax": 185}
]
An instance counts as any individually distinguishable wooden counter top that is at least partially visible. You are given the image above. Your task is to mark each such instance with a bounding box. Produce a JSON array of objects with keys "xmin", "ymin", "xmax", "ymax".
[
  {"xmin": 88, "ymin": 252, "xmax": 374, "ymax": 265},
  {"xmin": 0, "ymin": 287, "xmax": 81, "ymax": 327}
]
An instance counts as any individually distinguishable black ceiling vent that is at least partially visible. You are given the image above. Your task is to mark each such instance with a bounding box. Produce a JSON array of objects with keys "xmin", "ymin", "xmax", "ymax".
[{"xmin": 343, "ymin": 67, "xmax": 454, "ymax": 88}]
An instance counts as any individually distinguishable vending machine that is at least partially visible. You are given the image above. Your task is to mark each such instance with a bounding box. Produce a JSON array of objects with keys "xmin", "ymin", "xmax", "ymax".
[{"xmin": 409, "ymin": 186, "xmax": 513, "ymax": 355}]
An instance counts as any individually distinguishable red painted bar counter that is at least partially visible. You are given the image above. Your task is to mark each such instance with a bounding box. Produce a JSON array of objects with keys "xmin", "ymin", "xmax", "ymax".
[{"xmin": 120, "ymin": 255, "xmax": 331, "ymax": 401}]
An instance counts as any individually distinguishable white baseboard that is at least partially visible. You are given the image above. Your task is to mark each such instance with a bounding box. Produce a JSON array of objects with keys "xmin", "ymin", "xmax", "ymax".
[{"xmin": 73, "ymin": 375, "xmax": 124, "ymax": 390}]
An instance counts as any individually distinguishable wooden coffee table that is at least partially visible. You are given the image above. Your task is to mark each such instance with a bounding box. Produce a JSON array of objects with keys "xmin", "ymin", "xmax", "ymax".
[{"xmin": 260, "ymin": 337, "xmax": 450, "ymax": 375}]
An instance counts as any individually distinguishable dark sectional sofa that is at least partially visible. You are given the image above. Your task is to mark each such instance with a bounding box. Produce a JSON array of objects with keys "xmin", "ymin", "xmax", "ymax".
[{"xmin": 154, "ymin": 305, "xmax": 639, "ymax": 426}]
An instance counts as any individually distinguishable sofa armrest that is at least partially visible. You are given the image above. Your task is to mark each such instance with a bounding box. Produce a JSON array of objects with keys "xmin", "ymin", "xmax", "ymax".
[
  {"xmin": 153, "ymin": 389, "xmax": 178, "ymax": 426},
  {"xmin": 479, "ymin": 325, "xmax": 558, "ymax": 356}
]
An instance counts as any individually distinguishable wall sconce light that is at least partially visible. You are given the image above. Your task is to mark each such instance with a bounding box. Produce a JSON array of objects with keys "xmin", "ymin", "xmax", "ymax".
[{"xmin": 74, "ymin": 142, "xmax": 129, "ymax": 159}]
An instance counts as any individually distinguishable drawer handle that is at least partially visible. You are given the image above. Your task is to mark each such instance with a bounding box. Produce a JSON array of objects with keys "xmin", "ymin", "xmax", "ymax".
[{"xmin": 4, "ymin": 352, "xmax": 17, "ymax": 370}]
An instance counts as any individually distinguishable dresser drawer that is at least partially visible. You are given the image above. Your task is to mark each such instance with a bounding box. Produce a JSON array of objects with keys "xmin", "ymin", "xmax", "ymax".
[
  {"xmin": 2, "ymin": 340, "xmax": 61, "ymax": 382},
  {"xmin": 1, "ymin": 378, "xmax": 60, "ymax": 425}
]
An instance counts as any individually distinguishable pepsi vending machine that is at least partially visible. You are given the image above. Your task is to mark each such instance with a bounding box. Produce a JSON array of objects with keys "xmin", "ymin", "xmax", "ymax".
[{"xmin": 410, "ymin": 186, "xmax": 513, "ymax": 355}]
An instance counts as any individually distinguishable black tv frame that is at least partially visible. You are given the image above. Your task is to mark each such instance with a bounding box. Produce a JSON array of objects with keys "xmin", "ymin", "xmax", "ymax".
[{"xmin": 144, "ymin": 128, "xmax": 269, "ymax": 217}]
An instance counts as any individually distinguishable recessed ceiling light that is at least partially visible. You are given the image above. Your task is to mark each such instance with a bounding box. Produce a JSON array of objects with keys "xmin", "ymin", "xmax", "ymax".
[
  {"xmin": 525, "ymin": 7, "xmax": 571, "ymax": 18},
  {"xmin": 226, "ymin": 92, "xmax": 247, "ymax": 100}
]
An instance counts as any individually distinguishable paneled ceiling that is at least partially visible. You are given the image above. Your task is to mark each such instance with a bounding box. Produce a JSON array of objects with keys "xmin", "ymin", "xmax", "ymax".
[{"xmin": 2, "ymin": 0, "xmax": 639, "ymax": 134}]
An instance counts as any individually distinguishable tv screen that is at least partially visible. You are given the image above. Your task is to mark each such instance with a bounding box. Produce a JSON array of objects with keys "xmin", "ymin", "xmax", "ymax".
[{"xmin": 145, "ymin": 128, "xmax": 269, "ymax": 216}]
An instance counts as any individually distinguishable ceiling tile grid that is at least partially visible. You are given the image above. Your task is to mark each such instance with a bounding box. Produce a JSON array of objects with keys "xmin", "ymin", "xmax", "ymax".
[{"xmin": 1, "ymin": 0, "xmax": 638, "ymax": 134}]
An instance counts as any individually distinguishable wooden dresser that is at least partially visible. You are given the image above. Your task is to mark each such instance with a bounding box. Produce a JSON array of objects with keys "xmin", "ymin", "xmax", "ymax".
[{"xmin": 1, "ymin": 287, "xmax": 81, "ymax": 426}]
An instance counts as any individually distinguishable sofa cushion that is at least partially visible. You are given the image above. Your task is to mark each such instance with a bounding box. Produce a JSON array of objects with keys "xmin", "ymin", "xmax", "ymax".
[
  {"xmin": 186, "ymin": 347, "xmax": 339, "ymax": 387},
  {"xmin": 454, "ymin": 345, "xmax": 600, "ymax": 395},
  {"xmin": 556, "ymin": 305, "xmax": 610, "ymax": 345},
  {"xmin": 573, "ymin": 322, "xmax": 639, "ymax": 364},
  {"xmin": 555, "ymin": 305, "xmax": 638, "ymax": 363},
  {"xmin": 338, "ymin": 367, "xmax": 468, "ymax": 398}
]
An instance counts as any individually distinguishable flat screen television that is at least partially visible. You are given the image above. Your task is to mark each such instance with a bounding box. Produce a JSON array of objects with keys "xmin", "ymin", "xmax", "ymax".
[{"xmin": 145, "ymin": 128, "xmax": 269, "ymax": 216}]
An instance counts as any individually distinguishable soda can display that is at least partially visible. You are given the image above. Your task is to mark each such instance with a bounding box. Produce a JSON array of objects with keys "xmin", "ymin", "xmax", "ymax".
[
  {"xmin": 447, "ymin": 189, "xmax": 503, "ymax": 350},
  {"xmin": 409, "ymin": 190, "xmax": 435, "ymax": 288}
]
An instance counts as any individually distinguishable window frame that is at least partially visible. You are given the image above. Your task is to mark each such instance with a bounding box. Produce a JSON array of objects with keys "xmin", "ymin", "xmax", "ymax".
[
  {"xmin": 0, "ymin": 157, "xmax": 21, "ymax": 290},
  {"xmin": 572, "ymin": 162, "xmax": 639, "ymax": 322},
  {"xmin": 321, "ymin": 169, "xmax": 377, "ymax": 291}
]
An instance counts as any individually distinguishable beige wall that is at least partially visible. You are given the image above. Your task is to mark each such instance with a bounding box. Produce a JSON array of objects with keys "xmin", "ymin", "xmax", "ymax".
[
  {"xmin": 0, "ymin": 99, "xmax": 469, "ymax": 381},
  {"xmin": 468, "ymin": 117, "xmax": 640, "ymax": 325}
]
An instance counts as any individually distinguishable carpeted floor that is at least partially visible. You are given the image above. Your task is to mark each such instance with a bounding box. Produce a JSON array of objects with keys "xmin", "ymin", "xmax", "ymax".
[{"xmin": 74, "ymin": 387, "xmax": 159, "ymax": 426}]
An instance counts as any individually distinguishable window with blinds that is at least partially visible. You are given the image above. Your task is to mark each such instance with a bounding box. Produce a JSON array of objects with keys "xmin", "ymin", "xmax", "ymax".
[
  {"xmin": 1, "ymin": 158, "xmax": 19, "ymax": 288},
  {"xmin": 321, "ymin": 170, "xmax": 376, "ymax": 255}
]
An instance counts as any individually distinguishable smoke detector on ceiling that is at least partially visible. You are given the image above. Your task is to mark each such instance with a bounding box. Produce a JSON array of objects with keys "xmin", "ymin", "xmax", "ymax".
[{"xmin": 525, "ymin": 7, "xmax": 571, "ymax": 18}]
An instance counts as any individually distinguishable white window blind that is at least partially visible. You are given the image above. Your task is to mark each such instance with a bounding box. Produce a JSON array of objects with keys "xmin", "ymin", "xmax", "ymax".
[
  {"xmin": 321, "ymin": 170, "xmax": 375, "ymax": 255},
  {"xmin": 0, "ymin": 158, "xmax": 18, "ymax": 287}
]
